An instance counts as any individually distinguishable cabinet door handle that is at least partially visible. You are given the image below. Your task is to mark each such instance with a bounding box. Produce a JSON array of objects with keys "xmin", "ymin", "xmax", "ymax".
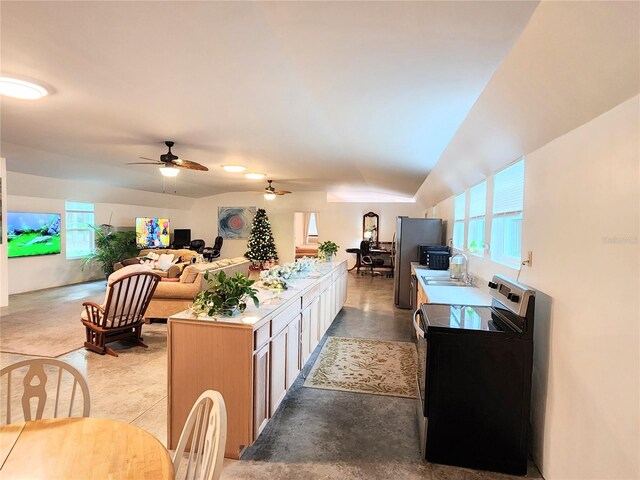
[{"xmin": 413, "ymin": 309, "xmax": 425, "ymax": 338}]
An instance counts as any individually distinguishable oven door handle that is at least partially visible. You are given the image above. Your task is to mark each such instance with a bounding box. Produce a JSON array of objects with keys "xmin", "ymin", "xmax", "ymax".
[{"xmin": 413, "ymin": 308, "xmax": 425, "ymax": 338}]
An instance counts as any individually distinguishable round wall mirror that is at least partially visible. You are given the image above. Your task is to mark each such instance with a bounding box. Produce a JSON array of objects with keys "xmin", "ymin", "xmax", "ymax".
[{"xmin": 363, "ymin": 212, "xmax": 379, "ymax": 247}]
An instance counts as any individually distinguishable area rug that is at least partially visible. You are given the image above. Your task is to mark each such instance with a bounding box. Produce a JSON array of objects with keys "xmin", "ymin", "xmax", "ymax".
[
  {"xmin": 304, "ymin": 336, "xmax": 417, "ymax": 398},
  {"xmin": 0, "ymin": 281, "xmax": 106, "ymax": 358}
]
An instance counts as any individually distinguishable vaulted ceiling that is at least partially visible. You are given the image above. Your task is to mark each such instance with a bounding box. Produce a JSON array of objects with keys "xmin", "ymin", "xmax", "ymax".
[{"xmin": 1, "ymin": 1, "xmax": 538, "ymax": 198}]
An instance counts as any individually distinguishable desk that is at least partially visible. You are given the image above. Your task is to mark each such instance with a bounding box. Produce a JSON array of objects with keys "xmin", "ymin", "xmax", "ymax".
[
  {"xmin": 0, "ymin": 418, "xmax": 174, "ymax": 479},
  {"xmin": 347, "ymin": 245, "xmax": 393, "ymax": 274}
]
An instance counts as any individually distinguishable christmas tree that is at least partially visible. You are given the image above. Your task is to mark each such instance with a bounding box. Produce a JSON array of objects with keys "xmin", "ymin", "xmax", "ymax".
[{"xmin": 245, "ymin": 208, "xmax": 278, "ymax": 267}]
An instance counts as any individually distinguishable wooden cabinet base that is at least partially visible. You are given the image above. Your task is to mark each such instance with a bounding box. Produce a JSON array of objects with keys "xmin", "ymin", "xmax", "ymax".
[{"xmin": 168, "ymin": 261, "xmax": 348, "ymax": 459}]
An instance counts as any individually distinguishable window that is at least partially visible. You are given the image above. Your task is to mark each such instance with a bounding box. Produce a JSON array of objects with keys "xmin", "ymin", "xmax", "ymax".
[
  {"xmin": 467, "ymin": 181, "xmax": 486, "ymax": 256},
  {"xmin": 65, "ymin": 201, "xmax": 95, "ymax": 259},
  {"xmin": 307, "ymin": 213, "xmax": 318, "ymax": 238},
  {"xmin": 452, "ymin": 192, "xmax": 466, "ymax": 250},
  {"xmin": 491, "ymin": 159, "xmax": 524, "ymax": 267}
]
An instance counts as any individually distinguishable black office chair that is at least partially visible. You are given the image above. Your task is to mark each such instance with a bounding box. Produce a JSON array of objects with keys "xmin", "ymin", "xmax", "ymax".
[
  {"xmin": 189, "ymin": 239, "xmax": 206, "ymax": 254},
  {"xmin": 360, "ymin": 240, "xmax": 384, "ymax": 277},
  {"xmin": 203, "ymin": 236, "xmax": 224, "ymax": 261}
]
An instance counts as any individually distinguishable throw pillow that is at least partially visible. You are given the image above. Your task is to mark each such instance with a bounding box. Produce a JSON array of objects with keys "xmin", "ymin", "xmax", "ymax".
[
  {"xmin": 160, "ymin": 277, "xmax": 180, "ymax": 282},
  {"xmin": 121, "ymin": 257, "xmax": 141, "ymax": 267},
  {"xmin": 179, "ymin": 265, "xmax": 199, "ymax": 284},
  {"xmin": 157, "ymin": 253, "xmax": 175, "ymax": 271}
]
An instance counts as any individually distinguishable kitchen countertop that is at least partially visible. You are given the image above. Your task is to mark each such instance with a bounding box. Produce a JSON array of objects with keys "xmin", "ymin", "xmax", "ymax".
[
  {"xmin": 170, "ymin": 261, "xmax": 344, "ymax": 330},
  {"xmin": 410, "ymin": 262, "xmax": 492, "ymax": 307}
]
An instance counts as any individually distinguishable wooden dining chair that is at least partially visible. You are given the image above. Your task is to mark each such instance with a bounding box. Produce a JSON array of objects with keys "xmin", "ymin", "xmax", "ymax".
[
  {"xmin": 81, "ymin": 270, "xmax": 160, "ymax": 357},
  {"xmin": 173, "ymin": 390, "xmax": 227, "ymax": 480},
  {"xmin": 0, "ymin": 358, "xmax": 90, "ymax": 424}
]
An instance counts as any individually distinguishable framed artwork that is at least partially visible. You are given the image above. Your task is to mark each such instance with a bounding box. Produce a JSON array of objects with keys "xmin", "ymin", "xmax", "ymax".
[{"xmin": 218, "ymin": 207, "xmax": 256, "ymax": 239}]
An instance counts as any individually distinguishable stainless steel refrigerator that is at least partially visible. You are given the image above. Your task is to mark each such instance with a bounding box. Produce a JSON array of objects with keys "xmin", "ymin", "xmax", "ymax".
[{"xmin": 394, "ymin": 217, "xmax": 445, "ymax": 309}]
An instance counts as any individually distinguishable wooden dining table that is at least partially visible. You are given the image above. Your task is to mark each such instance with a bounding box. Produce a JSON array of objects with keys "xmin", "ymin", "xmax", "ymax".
[{"xmin": 0, "ymin": 417, "xmax": 174, "ymax": 479}]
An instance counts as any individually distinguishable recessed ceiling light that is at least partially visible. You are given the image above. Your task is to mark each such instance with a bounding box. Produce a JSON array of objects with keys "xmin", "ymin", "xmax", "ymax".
[
  {"xmin": 0, "ymin": 76, "xmax": 48, "ymax": 100},
  {"xmin": 245, "ymin": 173, "xmax": 266, "ymax": 180},
  {"xmin": 159, "ymin": 166, "xmax": 179, "ymax": 177},
  {"xmin": 222, "ymin": 165, "xmax": 246, "ymax": 173}
]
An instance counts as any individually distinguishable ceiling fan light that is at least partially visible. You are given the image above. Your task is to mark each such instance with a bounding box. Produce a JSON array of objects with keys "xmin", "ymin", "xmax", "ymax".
[
  {"xmin": 0, "ymin": 76, "xmax": 48, "ymax": 100},
  {"xmin": 264, "ymin": 192, "xmax": 276, "ymax": 201},
  {"xmin": 159, "ymin": 166, "xmax": 179, "ymax": 177},
  {"xmin": 222, "ymin": 165, "xmax": 246, "ymax": 173},
  {"xmin": 245, "ymin": 172, "xmax": 266, "ymax": 180}
]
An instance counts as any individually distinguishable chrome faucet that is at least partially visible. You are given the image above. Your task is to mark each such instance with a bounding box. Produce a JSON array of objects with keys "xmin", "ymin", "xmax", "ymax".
[{"xmin": 450, "ymin": 252, "xmax": 471, "ymax": 285}]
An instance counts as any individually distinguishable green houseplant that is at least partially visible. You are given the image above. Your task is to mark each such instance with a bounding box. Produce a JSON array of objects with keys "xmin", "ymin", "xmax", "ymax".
[
  {"xmin": 83, "ymin": 226, "xmax": 139, "ymax": 276},
  {"xmin": 318, "ymin": 240, "xmax": 339, "ymax": 262},
  {"xmin": 192, "ymin": 271, "xmax": 259, "ymax": 317}
]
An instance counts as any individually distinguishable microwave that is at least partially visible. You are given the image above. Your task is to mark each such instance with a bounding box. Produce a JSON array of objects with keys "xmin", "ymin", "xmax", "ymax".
[{"xmin": 418, "ymin": 245, "xmax": 450, "ymax": 270}]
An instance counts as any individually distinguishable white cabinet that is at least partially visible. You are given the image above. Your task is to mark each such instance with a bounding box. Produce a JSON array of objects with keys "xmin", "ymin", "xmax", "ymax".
[
  {"xmin": 309, "ymin": 296, "xmax": 320, "ymax": 353},
  {"xmin": 269, "ymin": 327, "xmax": 288, "ymax": 414},
  {"xmin": 253, "ymin": 343, "xmax": 270, "ymax": 441},
  {"xmin": 286, "ymin": 317, "xmax": 300, "ymax": 389},
  {"xmin": 300, "ymin": 305, "xmax": 312, "ymax": 365},
  {"xmin": 301, "ymin": 297, "xmax": 321, "ymax": 365}
]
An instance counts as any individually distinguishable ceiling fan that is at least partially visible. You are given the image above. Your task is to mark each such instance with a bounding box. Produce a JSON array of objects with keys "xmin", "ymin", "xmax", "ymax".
[
  {"xmin": 257, "ymin": 180, "xmax": 292, "ymax": 200},
  {"xmin": 127, "ymin": 141, "xmax": 209, "ymax": 176}
]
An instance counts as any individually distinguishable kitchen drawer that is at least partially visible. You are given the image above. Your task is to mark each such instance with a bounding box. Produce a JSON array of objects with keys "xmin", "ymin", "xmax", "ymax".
[
  {"xmin": 254, "ymin": 323, "xmax": 270, "ymax": 350},
  {"xmin": 271, "ymin": 301, "xmax": 300, "ymax": 336},
  {"xmin": 302, "ymin": 284, "xmax": 321, "ymax": 308},
  {"xmin": 320, "ymin": 276, "xmax": 332, "ymax": 292}
]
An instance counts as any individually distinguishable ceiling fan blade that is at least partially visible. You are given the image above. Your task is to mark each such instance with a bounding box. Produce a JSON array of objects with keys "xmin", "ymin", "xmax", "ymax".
[
  {"xmin": 139, "ymin": 156, "xmax": 160, "ymax": 162},
  {"xmin": 274, "ymin": 190, "xmax": 292, "ymax": 195},
  {"xmin": 127, "ymin": 161, "xmax": 162, "ymax": 165},
  {"xmin": 171, "ymin": 159, "xmax": 209, "ymax": 171}
]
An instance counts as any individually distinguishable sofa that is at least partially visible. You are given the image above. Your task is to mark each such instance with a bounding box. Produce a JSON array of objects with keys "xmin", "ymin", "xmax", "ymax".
[
  {"xmin": 144, "ymin": 257, "xmax": 250, "ymax": 320},
  {"xmin": 114, "ymin": 248, "xmax": 199, "ymax": 279}
]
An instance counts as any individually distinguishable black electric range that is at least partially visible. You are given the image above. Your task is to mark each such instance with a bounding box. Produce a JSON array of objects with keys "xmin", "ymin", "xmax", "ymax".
[{"xmin": 413, "ymin": 275, "xmax": 536, "ymax": 475}]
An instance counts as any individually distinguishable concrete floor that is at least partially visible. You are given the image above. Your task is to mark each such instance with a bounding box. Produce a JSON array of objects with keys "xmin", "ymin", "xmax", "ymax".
[{"xmin": 0, "ymin": 272, "xmax": 541, "ymax": 479}]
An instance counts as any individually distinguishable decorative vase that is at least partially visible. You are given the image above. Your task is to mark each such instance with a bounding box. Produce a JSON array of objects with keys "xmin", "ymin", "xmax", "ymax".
[{"xmin": 325, "ymin": 254, "xmax": 333, "ymax": 263}]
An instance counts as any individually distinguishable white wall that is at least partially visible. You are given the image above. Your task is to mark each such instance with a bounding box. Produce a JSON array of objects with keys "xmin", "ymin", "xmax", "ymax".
[
  {"xmin": 188, "ymin": 192, "xmax": 425, "ymax": 266},
  {"xmin": 293, "ymin": 212, "xmax": 305, "ymax": 247},
  {"xmin": 0, "ymin": 158, "xmax": 8, "ymax": 307},
  {"xmin": 6, "ymin": 173, "xmax": 193, "ymax": 294},
  {"xmin": 431, "ymin": 96, "xmax": 640, "ymax": 480}
]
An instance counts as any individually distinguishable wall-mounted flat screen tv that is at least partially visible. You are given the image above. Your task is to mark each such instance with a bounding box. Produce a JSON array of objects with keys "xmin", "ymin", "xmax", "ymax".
[
  {"xmin": 136, "ymin": 217, "xmax": 170, "ymax": 248},
  {"xmin": 7, "ymin": 212, "xmax": 62, "ymax": 258}
]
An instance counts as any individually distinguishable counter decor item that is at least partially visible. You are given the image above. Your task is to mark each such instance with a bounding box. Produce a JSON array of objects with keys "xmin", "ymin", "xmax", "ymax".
[
  {"xmin": 318, "ymin": 240, "xmax": 339, "ymax": 262},
  {"xmin": 259, "ymin": 257, "xmax": 317, "ymax": 289},
  {"xmin": 191, "ymin": 271, "xmax": 259, "ymax": 317}
]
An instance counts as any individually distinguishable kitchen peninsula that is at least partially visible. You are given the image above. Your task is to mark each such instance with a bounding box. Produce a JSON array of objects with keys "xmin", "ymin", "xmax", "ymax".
[{"xmin": 167, "ymin": 261, "xmax": 348, "ymax": 458}]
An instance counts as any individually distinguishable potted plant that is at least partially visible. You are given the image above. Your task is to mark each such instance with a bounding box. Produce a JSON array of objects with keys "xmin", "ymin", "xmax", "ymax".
[
  {"xmin": 83, "ymin": 226, "xmax": 139, "ymax": 277},
  {"xmin": 318, "ymin": 240, "xmax": 339, "ymax": 263},
  {"xmin": 192, "ymin": 271, "xmax": 259, "ymax": 317}
]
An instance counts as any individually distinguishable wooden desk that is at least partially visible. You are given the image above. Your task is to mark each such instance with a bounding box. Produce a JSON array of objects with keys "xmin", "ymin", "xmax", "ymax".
[{"xmin": 0, "ymin": 418, "xmax": 174, "ymax": 479}]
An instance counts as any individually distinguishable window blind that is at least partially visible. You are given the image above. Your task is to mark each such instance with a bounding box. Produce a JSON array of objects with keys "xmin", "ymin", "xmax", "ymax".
[
  {"xmin": 65, "ymin": 201, "xmax": 95, "ymax": 259},
  {"xmin": 468, "ymin": 181, "xmax": 486, "ymax": 218},
  {"xmin": 493, "ymin": 160, "xmax": 524, "ymax": 215},
  {"xmin": 454, "ymin": 192, "xmax": 466, "ymax": 220}
]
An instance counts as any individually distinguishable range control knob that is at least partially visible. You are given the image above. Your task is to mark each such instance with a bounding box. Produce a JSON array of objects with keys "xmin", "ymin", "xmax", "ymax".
[
  {"xmin": 507, "ymin": 293, "xmax": 520, "ymax": 302},
  {"xmin": 488, "ymin": 281, "xmax": 498, "ymax": 289}
]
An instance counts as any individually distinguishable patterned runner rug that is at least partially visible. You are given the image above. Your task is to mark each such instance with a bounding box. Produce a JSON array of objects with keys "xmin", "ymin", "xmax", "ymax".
[{"xmin": 304, "ymin": 336, "xmax": 417, "ymax": 398}]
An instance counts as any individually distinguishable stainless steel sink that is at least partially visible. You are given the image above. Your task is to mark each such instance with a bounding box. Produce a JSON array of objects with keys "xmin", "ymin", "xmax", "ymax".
[{"xmin": 423, "ymin": 278, "xmax": 467, "ymax": 287}]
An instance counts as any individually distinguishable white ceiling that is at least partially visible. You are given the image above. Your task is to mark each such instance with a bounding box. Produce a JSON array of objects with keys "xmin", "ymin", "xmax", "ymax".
[
  {"xmin": 416, "ymin": 1, "xmax": 640, "ymax": 207},
  {"xmin": 0, "ymin": 1, "xmax": 538, "ymax": 198}
]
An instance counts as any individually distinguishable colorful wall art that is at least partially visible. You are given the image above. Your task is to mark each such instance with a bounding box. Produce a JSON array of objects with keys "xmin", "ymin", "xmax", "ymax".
[
  {"xmin": 218, "ymin": 207, "xmax": 256, "ymax": 239},
  {"xmin": 7, "ymin": 212, "xmax": 62, "ymax": 257}
]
